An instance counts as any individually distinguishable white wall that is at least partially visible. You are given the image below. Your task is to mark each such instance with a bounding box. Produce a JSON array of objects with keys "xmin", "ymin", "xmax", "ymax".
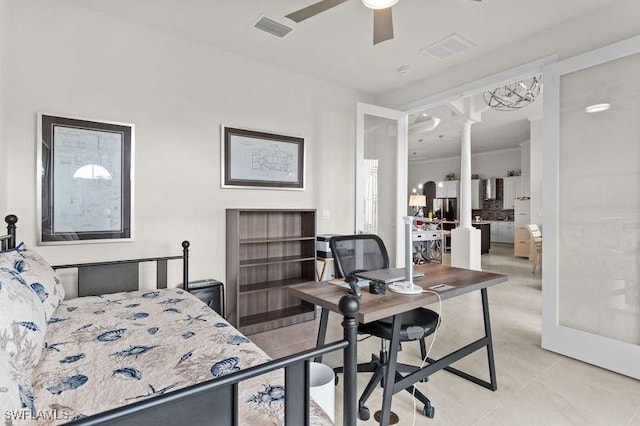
[
  {"xmin": 4, "ymin": 0, "xmax": 370, "ymax": 296},
  {"xmin": 0, "ymin": 0, "xmax": 9, "ymax": 211},
  {"xmin": 408, "ymin": 148, "xmax": 522, "ymax": 193}
]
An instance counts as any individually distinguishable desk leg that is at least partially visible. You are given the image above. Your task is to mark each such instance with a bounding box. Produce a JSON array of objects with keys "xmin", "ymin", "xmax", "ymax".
[
  {"xmin": 314, "ymin": 308, "xmax": 329, "ymax": 363},
  {"xmin": 422, "ymin": 288, "xmax": 498, "ymax": 391},
  {"xmin": 379, "ymin": 314, "xmax": 402, "ymax": 426},
  {"xmin": 481, "ymin": 288, "xmax": 498, "ymax": 391}
]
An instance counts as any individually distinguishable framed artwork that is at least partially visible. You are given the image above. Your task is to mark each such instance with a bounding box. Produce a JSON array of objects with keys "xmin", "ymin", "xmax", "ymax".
[
  {"xmin": 37, "ymin": 114, "xmax": 134, "ymax": 245},
  {"xmin": 221, "ymin": 126, "xmax": 304, "ymax": 190}
]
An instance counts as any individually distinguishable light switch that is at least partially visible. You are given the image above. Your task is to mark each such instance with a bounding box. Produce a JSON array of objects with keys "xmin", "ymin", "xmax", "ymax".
[{"xmin": 321, "ymin": 209, "xmax": 330, "ymax": 219}]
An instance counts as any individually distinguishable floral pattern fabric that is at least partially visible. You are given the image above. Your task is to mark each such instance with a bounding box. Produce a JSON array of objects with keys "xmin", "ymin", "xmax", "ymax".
[
  {"xmin": 0, "ymin": 349, "xmax": 36, "ymax": 425},
  {"xmin": 30, "ymin": 289, "xmax": 331, "ymax": 425},
  {"xmin": 0, "ymin": 244, "xmax": 65, "ymax": 322},
  {"xmin": 0, "ymin": 266, "xmax": 47, "ymax": 371}
]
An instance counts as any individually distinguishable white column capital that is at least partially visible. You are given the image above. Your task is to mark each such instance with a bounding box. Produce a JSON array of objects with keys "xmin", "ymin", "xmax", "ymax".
[{"xmin": 462, "ymin": 119, "xmax": 476, "ymax": 127}]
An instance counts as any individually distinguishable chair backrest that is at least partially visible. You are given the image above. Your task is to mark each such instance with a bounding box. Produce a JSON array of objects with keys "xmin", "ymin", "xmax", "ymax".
[
  {"xmin": 526, "ymin": 224, "xmax": 543, "ymax": 247},
  {"xmin": 330, "ymin": 234, "xmax": 389, "ymax": 278}
]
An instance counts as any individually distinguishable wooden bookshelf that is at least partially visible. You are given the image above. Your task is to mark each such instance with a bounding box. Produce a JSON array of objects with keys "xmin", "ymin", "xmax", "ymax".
[{"xmin": 226, "ymin": 209, "xmax": 316, "ymax": 335}]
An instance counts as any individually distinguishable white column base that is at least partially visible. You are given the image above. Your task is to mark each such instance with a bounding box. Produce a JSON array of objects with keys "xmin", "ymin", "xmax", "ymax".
[{"xmin": 451, "ymin": 227, "xmax": 482, "ymax": 271}]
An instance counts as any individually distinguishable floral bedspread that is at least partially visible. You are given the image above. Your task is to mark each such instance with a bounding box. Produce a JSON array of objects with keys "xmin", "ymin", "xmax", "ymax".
[{"xmin": 29, "ymin": 289, "xmax": 331, "ymax": 425}]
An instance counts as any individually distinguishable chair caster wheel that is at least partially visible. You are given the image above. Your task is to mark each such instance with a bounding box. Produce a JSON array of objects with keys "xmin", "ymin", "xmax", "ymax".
[
  {"xmin": 358, "ymin": 406, "xmax": 370, "ymax": 421},
  {"xmin": 420, "ymin": 376, "xmax": 429, "ymax": 383},
  {"xmin": 423, "ymin": 403, "xmax": 435, "ymax": 419}
]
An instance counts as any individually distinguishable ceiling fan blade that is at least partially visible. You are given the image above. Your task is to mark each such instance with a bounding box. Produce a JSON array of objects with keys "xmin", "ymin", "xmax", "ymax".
[
  {"xmin": 285, "ymin": 0, "xmax": 350, "ymax": 23},
  {"xmin": 373, "ymin": 7, "xmax": 394, "ymax": 45}
]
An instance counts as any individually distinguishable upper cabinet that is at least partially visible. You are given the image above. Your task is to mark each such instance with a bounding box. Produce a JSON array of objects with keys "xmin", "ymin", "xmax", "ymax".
[
  {"xmin": 502, "ymin": 176, "xmax": 518, "ymax": 209},
  {"xmin": 521, "ymin": 175, "xmax": 531, "ymax": 198},
  {"xmin": 435, "ymin": 180, "xmax": 459, "ymax": 198},
  {"xmin": 503, "ymin": 176, "xmax": 530, "ymax": 209}
]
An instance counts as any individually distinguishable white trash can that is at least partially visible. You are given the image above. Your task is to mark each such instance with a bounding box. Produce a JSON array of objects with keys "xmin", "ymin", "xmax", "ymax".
[{"xmin": 309, "ymin": 362, "xmax": 335, "ymax": 422}]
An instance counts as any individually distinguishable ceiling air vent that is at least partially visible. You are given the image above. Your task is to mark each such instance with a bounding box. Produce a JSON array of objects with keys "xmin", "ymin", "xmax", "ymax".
[
  {"xmin": 254, "ymin": 15, "xmax": 293, "ymax": 38},
  {"xmin": 420, "ymin": 33, "xmax": 475, "ymax": 60}
]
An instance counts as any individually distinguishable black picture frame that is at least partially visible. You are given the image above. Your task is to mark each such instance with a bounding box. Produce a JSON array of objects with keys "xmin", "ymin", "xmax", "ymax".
[
  {"xmin": 222, "ymin": 126, "xmax": 304, "ymax": 190},
  {"xmin": 38, "ymin": 114, "xmax": 134, "ymax": 244}
]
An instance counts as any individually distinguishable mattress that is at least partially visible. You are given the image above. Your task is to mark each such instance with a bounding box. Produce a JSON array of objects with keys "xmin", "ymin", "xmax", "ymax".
[{"xmin": 29, "ymin": 288, "xmax": 330, "ymax": 425}]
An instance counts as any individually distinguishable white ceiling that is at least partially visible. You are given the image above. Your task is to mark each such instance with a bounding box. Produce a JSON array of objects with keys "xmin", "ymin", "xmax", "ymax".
[
  {"xmin": 66, "ymin": 0, "xmax": 615, "ymax": 96},
  {"xmin": 408, "ymin": 90, "xmax": 543, "ymax": 160}
]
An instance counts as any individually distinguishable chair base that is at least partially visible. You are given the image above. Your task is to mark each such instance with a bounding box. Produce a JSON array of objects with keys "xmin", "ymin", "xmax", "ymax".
[{"xmin": 335, "ymin": 352, "xmax": 434, "ymax": 420}]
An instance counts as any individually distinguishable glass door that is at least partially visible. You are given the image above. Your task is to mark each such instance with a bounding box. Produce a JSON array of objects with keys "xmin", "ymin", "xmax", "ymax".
[
  {"xmin": 542, "ymin": 35, "xmax": 640, "ymax": 379},
  {"xmin": 356, "ymin": 102, "xmax": 408, "ymax": 266}
]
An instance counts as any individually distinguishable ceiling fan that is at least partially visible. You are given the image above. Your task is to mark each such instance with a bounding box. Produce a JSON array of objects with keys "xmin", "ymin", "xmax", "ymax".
[{"xmin": 286, "ymin": 0, "xmax": 482, "ymax": 45}]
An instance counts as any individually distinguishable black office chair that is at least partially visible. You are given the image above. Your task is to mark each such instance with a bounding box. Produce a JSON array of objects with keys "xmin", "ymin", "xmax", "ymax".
[{"xmin": 330, "ymin": 234, "xmax": 439, "ymax": 420}]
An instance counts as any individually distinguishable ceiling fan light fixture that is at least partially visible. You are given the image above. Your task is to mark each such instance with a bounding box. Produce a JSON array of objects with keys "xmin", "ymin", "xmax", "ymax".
[{"xmin": 362, "ymin": 0, "xmax": 398, "ymax": 10}]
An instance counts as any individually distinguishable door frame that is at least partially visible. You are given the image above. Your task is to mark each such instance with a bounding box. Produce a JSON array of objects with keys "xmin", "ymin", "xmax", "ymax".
[
  {"xmin": 542, "ymin": 34, "xmax": 640, "ymax": 379},
  {"xmin": 361, "ymin": 56, "xmax": 557, "ymax": 267},
  {"xmin": 356, "ymin": 102, "xmax": 408, "ymax": 267}
]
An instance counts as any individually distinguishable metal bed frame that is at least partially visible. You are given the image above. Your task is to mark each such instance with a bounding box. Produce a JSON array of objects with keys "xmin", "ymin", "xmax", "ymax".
[{"xmin": 1, "ymin": 214, "xmax": 359, "ymax": 426}]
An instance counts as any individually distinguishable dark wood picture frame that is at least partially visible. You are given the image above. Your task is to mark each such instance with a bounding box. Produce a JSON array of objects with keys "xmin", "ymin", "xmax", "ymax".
[
  {"xmin": 37, "ymin": 114, "xmax": 134, "ymax": 244},
  {"xmin": 221, "ymin": 126, "xmax": 304, "ymax": 190}
]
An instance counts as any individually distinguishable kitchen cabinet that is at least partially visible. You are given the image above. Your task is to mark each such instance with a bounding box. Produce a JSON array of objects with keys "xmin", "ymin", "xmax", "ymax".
[
  {"xmin": 471, "ymin": 179, "xmax": 481, "ymax": 209},
  {"xmin": 435, "ymin": 180, "xmax": 458, "ymax": 198},
  {"xmin": 502, "ymin": 176, "xmax": 518, "ymax": 209},
  {"xmin": 503, "ymin": 176, "xmax": 530, "ymax": 209},
  {"xmin": 514, "ymin": 226, "xmax": 531, "ymax": 257},
  {"xmin": 497, "ymin": 221, "xmax": 514, "ymax": 243},
  {"xmin": 488, "ymin": 221, "xmax": 498, "ymax": 243},
  {"xmin": 514, "ymin": 199, "xmax": 530, "ymax": 226},
  {"xmin": 521, "ymin": 175, "xmax": 530, "ymax": 198},
  {"xmin": 513, "ymin": 199, "xmax": 531, "ymax": 257}
]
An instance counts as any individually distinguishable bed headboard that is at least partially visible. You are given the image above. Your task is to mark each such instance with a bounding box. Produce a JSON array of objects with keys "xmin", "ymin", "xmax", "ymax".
[
  {"xmin": 1, "ymin": 215, "xmax": 17, "ymax": 251},
  {"xmin": 3, "ymin": 214, "xmax": 190, "ymax": 296}
]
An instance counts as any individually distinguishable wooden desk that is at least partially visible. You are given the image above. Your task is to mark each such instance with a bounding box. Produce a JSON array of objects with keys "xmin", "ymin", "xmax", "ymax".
[{"xmin": 289, "ymin": 263, "xmax": 508, "ymax": 426}]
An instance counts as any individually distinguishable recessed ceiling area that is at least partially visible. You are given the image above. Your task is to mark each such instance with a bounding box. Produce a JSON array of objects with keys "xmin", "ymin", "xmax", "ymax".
[
  {"xmin": 408, "ymin": 89, "xmax": 543, "ymax": 161},
  {"xmin": 66, "ymin": 0, "xmax": 616, "ymax": 95}
]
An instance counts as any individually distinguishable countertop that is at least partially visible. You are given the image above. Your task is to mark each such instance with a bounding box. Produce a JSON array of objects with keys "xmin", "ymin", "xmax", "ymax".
[{"xmin": 417, "ymin": 219, "xmax": 514, "ymax": 226}]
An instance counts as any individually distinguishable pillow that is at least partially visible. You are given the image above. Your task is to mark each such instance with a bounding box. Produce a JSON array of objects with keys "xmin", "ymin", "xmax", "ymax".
[
  {"xmin": 0, "ymin": 349, "xmax": 36, "ymax": 421},
  {"xmin": 0, "ymin": 244, "xmax": 65, "ymax": 321},
  {"xmin": 0, "ymin": 266, "xmax": 47, "ymax": 370}
]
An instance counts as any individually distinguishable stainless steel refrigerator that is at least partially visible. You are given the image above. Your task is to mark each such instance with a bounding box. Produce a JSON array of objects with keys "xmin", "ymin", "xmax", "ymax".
[{"xmin": 433, "ymin": 198, "xmax": 457, "ymax": 221}]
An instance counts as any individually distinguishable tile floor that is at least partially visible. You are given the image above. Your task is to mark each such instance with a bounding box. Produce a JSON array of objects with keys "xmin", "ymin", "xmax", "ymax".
[{"xmin": 251, "ymin": 244, "xmax": 640, "ymax": 425}]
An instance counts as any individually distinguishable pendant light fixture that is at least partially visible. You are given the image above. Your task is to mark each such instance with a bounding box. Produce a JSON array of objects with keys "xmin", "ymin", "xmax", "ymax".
[{"xmin": 362, "ymin": 0, "xmax": 399, "ymax": 9}]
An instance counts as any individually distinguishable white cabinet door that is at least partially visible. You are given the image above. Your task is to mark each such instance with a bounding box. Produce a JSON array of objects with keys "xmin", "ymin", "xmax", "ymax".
[
  {"xmin": 497, "ymin": 221, "xmax": 514, "ymax": 243},
  {"xmin": 489, "ymin": 221, "xmax": 499, "ymax": 243},
  {"xmin": 436, "ymin": 180, "xmax": 458, "ymax": 198},
  {"xmin": 502, "ymin": 177, "xmax": 516, "ymax": 209},
  {"xmin": 514, "ymin": 198, "xmax": 531, "ymax": 226},
  {"xmin": 521, "ymin": 175, "xmax": 531, "ymax": 197},
  {"xmin": 471, "ymin": 180, "xmax": 480, "ymax": 209},
  {"xmin": 447, "ymin": 180, "xmax": 459, "ymax": 198}
]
